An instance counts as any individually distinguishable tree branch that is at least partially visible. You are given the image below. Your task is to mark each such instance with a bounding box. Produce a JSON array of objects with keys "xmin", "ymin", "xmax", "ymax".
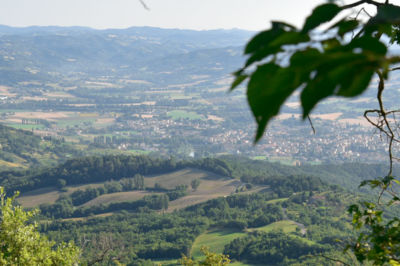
[
  {"xmin": 139, "ymin": 0, "xmax": 150, "ymax": 10},
  {"xmin": 317, "ymin": 254, "xmax": 351, "ymax": 266},
  {"xmin": 307, "ymin": 115, "xmax": 316, "ymax": 134},
  {"xmin": 376, "ymin": 71, "xmax": 395, "ymax": 176},
  {"xmin": 341, "ymin": 0, "xmax": 383, "ymax": 10}
]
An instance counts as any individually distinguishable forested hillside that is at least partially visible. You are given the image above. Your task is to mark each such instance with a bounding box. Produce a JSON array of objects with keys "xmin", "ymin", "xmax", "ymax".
[
  {"xmin": 1, "ymin": 18, "xmax": 399, "ymax": 264},
  {"xmin": 40, "ymin": 173, "xmax": 359, "ymax": 265},
  {"xmin": 1, "ymin": 155, "xmax": 232, "ymax": 192},
  {"xmin": 2, "ymin": 153, "xmax": 392, "ymax": 194},
  {"xmin": 1, "ymin": 146, "xmax": 394, "ymax": 264},
  {"xmin": 0, "ymin": 124, "xmax": 83, "ymax": 169}
]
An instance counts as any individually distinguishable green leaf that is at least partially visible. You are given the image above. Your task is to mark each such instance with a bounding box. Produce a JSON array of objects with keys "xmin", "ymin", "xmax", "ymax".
[
  {"xmin": 393, "ymin": 179, "xmax": 400, "ymax": 185},
  {"xmin": 244, "ymin": 46, "xmax": 282, "ymax": 67},
  {"xmin": 269, "ymin": 31, "xmax": 310, "ymax": 47},
  {"xmin": 337, "ymin": 67, "xmax": 374, "ymax": 97},
  {"xmin": 368, "ymin": 180, "xmax": 382, "ymax": 189},
  {"xmin": 230, "ymin": 74, "xmax": 248, "ymax": 91},
  {"xmin": 349, "ymin": 36, "xmax": 387, "ymax": 55},
  {"xmin": 298, "ymin": 48, "xmax": 382, "ymax": 117},
  {"xmin": 359, "ymin": 180, "xmax": 369, "ymax": 187},
  {"xmin": 290, "ymin": 48, "xmax": 321, "ymax": 67},
  {"xmin": 365, "ymin": 4, "xmax": 400, "ymax": 40},
  {"xmin": 333, "ymin": 19, "xmax": 360, "ymax": 37},
  {"xmin": 244, "ymin": 31, "xmax": 309, "ymax": 67},
  {"xmin": 245, "ymin": 27, "xmax": 285, "ymax": 54},
  {"xmin": 390, "ymin": 25, "xmax": 400, "ymax": 44},
  {"xmin": 322, "ymin": 38, "xmax": 341, "ymax": 51},
  {"xmin": 302, "ymin": 3, "xmax": 341, "ymax": 33},
  {"xmin": 300, "ymin": 73, "xmax": 337, "ymax": 118},
  {"xmin": 372, "ymin": 4, "xmax": 400, "ymax": 24},
  {"xmin": 271, "ymin": 21, "xmax": 297, "ymax": 31},
  {"xmin": 290, "ymin": 48, "xmax": 322, "ymax": 81},
  {"xmin": 247, "ymin": 64, "xmax": 300, "ymax": 141}
]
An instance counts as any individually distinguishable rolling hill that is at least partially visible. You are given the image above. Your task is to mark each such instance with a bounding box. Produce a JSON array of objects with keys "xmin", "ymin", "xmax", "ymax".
[
  {"xmin": 0, "ymin": 123, "xmax": 83, "ymax": 169},
  {"xmin": 0, "ymin": 26, "xmax": 251, "ymax": 86}
]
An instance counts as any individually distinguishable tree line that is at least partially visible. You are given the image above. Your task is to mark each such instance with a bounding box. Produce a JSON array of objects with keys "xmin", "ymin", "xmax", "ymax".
[{"xmin": 2, "ymin": 155, "xmax": 233, "ymax": 192}]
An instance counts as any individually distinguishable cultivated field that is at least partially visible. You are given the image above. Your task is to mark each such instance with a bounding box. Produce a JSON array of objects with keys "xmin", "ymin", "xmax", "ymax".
[
  {"xmin": 17, "ymin": 168, "xmax": 263, "ymax": 215},
  {"xmin": 191, "ymin": 228, "xmax": 246, "ymax": 259},
  {"xmin": 144, "ymin": 168, "xmax": 227, "ymax": 189},
  {"xmin": 246, "ymin": 220, "xmax": 298, "ymax": 234},
  {"xmin": 82, "ymin": 191, "xmax": 153, "ymax": 207},
  {"xmin": 191, "ymin": 218, "xmax": 312, "ymax": 264},
  {"xmin": 17, "ymin": 187, "xmax": 60, "ymax": 208},
  {"xmin": 167, "ymin": 110, "xmax": 204, "ymax": 120},
  {"xmin": 17, "ymin": 183, "xmax": 106, "ymax": 208}
]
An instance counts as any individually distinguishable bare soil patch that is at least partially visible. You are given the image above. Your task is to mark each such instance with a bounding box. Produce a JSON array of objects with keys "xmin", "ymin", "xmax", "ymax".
[
  {"xmin": 17, "ymin": 187, "xmax": 60, "ymax": 208},
  {"xmin": 0, "ymin": 86, "xmax": 16, "ymax": 97},
  {"xmin": 207, "ymin": 115, "xmax": 224, "ymax": 122},
  {"xmin": 82, "ymin": 191, "xmax": 152, "ymax": 207},
  {"xmin": 95, "ymin": 118, "xmax": 115, "ymax": 124},
  {"xmin": 11, "ymin": 112, "xmax": 71, "ymax": 120},
  {"xmin": 278, "ymin": 112, "xmax": 342, "ymax": 120},
  {"xmin": 167, "ymin": 179, "xmax": 249, "ymax": 212},
  {"xmin": 121, "ymin": 79, "xmax": 151, "ymax": 85},
  {"xmin": 18, "ymin": 183, "xmax": 105, "ymax": 208},
  {"xmin": 277, "ymin": 114, "xmax": 300, "ymax": 120},
  {"xmin": 44, "ymin": 92, "xmax": 75, "ymax": 98},
  {"xmin": 312, "ymin": 112, "xmax": 342, "ymax": 120},
  {"xmin": 144, "ymin": 168, "xmax": 227, "ymax": 189},
  {"xmin": 21, "ymin": 96, "xmax": 48, "ymax": 101},
  {"xmin": 339, "ymin": 118, "xmax": 371, "ymax": 126},
  {"xmin": 285, "ymin": 102, "xmax": 300, "ymax": 108}
]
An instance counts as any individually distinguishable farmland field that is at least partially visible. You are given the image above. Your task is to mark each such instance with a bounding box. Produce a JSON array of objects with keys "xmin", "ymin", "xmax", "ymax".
[
  {"xmin": 16, "ymin": 167, "xmax": 263, "ymax": 213},
  {"xmin": 246, "ymin": 220, "xmax": 298, "ymax": 234},
  {"xmin": 167, "ymin": 110, "xmax": 204, "ymax": 120},
  {"xmin": 82, "ymin": 191, "xmax": 153, "ymax": 207},
  {"xmin": 191, "ymin": 228, "xmax": 246, "ymax": 259}
]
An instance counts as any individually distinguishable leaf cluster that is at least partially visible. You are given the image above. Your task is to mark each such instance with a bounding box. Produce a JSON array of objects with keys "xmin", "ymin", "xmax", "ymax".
[
  {"xmin": 232, "ymin": 1, "xmax": 400, "ymax": 141},
  {"xmin": 180, "ymin": 246, "xmax": 230, "ymax": 266},
  {"xmin": 0, "ymin": 187, "xmax": 80, "ymax": 265},
  {"xmin": 348, "ymin": 202, "xmax": 400, "ymax": 264}
]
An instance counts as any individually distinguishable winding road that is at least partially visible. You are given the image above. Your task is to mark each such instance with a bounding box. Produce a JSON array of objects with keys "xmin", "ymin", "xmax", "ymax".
[{"xmin": 282, "ymin": 208, "xmax": 307, "ymax": 235}]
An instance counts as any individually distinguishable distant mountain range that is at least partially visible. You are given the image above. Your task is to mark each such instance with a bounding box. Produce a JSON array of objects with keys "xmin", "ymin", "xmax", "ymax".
[{"xmin": 0, "ymin": 25, "xmax": 253, "ymax": 85}]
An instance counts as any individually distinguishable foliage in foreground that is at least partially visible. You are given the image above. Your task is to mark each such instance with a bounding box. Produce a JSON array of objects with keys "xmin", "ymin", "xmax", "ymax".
[
  {"xmin": 234, "ymin": 0, "xmax": 400, "ymax": 264},
  {"xmin": 0, "ymin": 187, "xmax": 80, "ymax": 265},
  {"xmin": 179, "ymin": 246, "xmax": 230, "ymax": 266}
]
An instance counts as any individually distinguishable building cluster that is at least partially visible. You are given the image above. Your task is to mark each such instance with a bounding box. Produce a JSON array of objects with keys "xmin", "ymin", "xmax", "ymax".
[{"xmin": 96, "ymin": 113, "xmax": 390, "ymax": 163}]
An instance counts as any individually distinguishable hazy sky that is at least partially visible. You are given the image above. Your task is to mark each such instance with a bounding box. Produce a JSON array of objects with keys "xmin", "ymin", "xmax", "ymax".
[{"xmin": 0, "ymin": 0, "xmax": 325, "ymax": 30}]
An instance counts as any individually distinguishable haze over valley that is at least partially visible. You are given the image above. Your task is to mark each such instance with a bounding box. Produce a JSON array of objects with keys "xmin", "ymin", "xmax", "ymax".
[
  {"xmin": 1, "ymin": 25, "xmax": 398, "ymax": 167},
  {"xmin": 1, "ymin": 22, "xmax": 399, "ymax": 266}
]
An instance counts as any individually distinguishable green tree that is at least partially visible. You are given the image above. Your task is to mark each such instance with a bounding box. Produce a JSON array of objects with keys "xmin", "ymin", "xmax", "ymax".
[
  {"xmin": 191, "ymin": 179, "xmax": 201, "ymax": 191},
  {"xmin": 179, "ymin": 246, "xmax": 230, "ymax": 266},
  {"xmin": 0, "ymin": 187, "xmax": 80, "ymax": 265},
  {"xmin": 232, "ymin": 0, "xmax": 400, "ymax": 264},
  {"xmin": 56, "ymin": 179, "xmax": 66, "ymax": 190},
  {"xmin": 134, "ymin": 173, "xmax": 144, "ymax": 190}
]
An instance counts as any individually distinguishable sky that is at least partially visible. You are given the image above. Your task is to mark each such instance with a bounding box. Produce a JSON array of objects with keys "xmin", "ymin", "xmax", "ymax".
[{"xmin": 0, "ymin": 0, "xmax": 325, "ymax": 31}]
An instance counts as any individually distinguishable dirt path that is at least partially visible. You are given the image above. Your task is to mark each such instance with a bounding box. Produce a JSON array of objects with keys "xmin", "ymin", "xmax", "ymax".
[{"xmin": 282, "ymin": 208, "xmax": 307, "ymax": 235}]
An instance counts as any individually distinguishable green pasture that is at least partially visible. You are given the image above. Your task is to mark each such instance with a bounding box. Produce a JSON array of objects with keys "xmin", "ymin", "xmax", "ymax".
[
  {"xmin": 55, "ymin": 117, "xmax": 97, "ymax": 127},
  {"xmin": 264, "ymin": 198, "xmax": 288, "ymax": 204},
  {"xmin": 4, "ymin": 123, "xmax": 45, "ymax": 130},
  {"xmin": 247, "ymin": 220, "xmax": 298, "ymax": 234},
  {"xmin": 127, "ymin": 149, "xmax": 151, "ymax": 155},
  {"xmin": 191, "ymin": 228, "xmax": 246, "ymax": 259},
  {"xmin": 167, "ymin": 110, "xmax": 204, "ymax": 120}
]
